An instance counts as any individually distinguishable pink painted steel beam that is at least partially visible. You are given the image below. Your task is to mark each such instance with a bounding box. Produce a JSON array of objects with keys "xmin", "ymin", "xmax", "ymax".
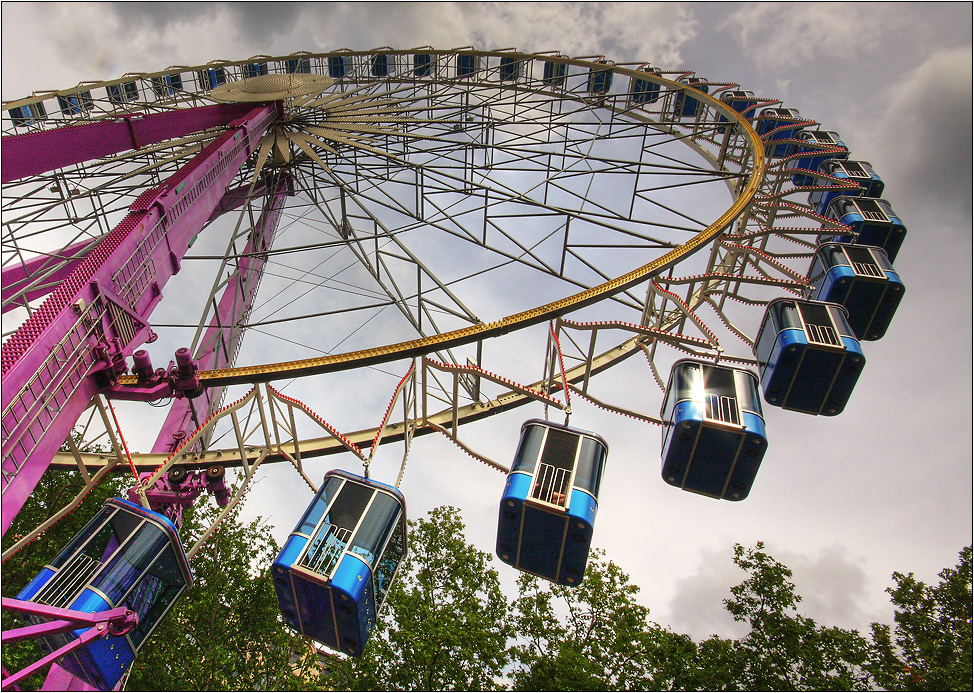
[
  {"xmin": 1, "ymin": 103, "xmax": 279, "ymax": 536},
  {"xmin": 152, "ymin": 176, "xmax": 292, "ymax": 453},
  {"xmin": 1, "ymin": 103, "xmax": 256, "ymax": 183}
]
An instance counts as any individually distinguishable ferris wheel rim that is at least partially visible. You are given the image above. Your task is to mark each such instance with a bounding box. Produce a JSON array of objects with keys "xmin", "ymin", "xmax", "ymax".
[{"xmin": 16, "ymin": 48, "xmax": 767, "ymax": 388}]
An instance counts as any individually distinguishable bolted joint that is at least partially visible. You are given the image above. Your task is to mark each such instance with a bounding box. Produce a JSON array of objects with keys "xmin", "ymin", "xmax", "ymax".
[{"xmin": 171, "ymin": 347, "xmax": 204, "ymax": 398}]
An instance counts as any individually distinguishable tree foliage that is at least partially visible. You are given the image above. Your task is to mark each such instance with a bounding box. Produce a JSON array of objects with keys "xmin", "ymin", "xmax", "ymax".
[
  {"xmin": 869, "ymin": 546, "xmax": 973, "ymax": 691},
  {"xmin": 509, "ymin": 549, "xmax": 695, "ymax": 690},
  {"xmin": 719, "ymin": 542, "xmax": 874, "ymax": 691},
  {"xmin": 4, "ymin": 481, "xmax": 971, "ymax": 692},
  {"xmin": 326, "ymin": 505, "xmax": 511, "ymax": 691}
]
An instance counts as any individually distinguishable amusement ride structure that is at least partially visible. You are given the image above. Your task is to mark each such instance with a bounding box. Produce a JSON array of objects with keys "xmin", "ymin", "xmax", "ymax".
[{"xmin": 1, "ymin": 48, "xmax": 905, "ymax": 690}]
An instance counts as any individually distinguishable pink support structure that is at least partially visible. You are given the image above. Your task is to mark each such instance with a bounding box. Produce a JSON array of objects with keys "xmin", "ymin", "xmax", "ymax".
[
  {"xmin": 1, "ymin": 103, "xmax": 279, "ymax": 536},
  {"xmin": 1, "ymin": 103, "xmax": 256, "ymax": 183},
  {"xmin": 1, "ymin": 598, "xmax": 136, "ymax": 691},
  {"xmin": 2, "ymin": 180, "xmax": 276, "ymax": 314},
  {"xmin": 152, "ymin": 175, "xmax": 292, "ymax": 453}
]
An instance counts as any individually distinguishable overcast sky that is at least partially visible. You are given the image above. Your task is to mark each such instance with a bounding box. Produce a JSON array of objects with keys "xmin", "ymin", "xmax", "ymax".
[{"xmin": 3, "ymin": 2, "xmax": 972, "ymax": 641}]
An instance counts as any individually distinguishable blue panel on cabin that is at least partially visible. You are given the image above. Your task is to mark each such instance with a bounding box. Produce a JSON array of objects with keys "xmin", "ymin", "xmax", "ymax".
[
  {"xmin": 287, "ymin": 58, "xmax": 311, "ymax": 74},
  {"xmin": 674, "ymin": 81, "xmax": 708, "ymax": 118},
  {"xmin": 16, "ymin": 567, "xmax": 55, "ymax": 601},
  {"xmin": 414, "ymin": 53, "xmax": 432, "ymax": 76},
  {"xmin": 833, "ymin": 222, "xmax": 906, "ymax": 264},
  {"xmin": 371, "ymin": 54, "xmax": 389, "ymax": 77},
  {"xmin": 330, "ymin": 555, "xmax": 374, "ymax": 656},
  {"xmin": 812, "ymin": 265, "xmax": 905, "ymax": 341},
  {"xmin": 790, "ymin": 133, "xmax": 849, "ymax": 186},
  {"xmin": 496, "ymin": 474, "xmax": 593, "ymax": 585},
  {"xmin": 757, "ymin": 110, "xmax": 802, "ymax": 158},
  {"xmin": 809, "ymin": 165, "xmax": 885, "ymax": 215},
  {"xmin": 499, "ymin": 57, "xmax": 518, "ymax": 81},
  {"xmin": 661, "ymin": 402, "xmax": 766, "ymax": 501},
  {"xmin": 631, "ymin": 77, "xmax": 661, "ymax": 104},
  {"xmin": 328, "ymin": 56, "xmax": 347, "ymax": 78},
  {"xmin": 457, "ymin": 54, "xmax": 477, "ymax": 76},
  {"xmin": 588, "ymin": 68, "xmax": 613, "ymax": 93},
  {"xmin": 289, "ymin": 572, "xmax": 337, "ymax": 646},
  {"xmin": 84, "ymin": 629, "xmax": 137, "ymax": 690},
  {"xmin": 543, "ymin": 61, "xmax": 567, "ymax": 86},
  {"xmin": 716, "ymin": 92, "xmax": 757, "ymax": 133},
  {"xmin": 758, "ymin": 328, "xmax": 865, "ymax": 415}
]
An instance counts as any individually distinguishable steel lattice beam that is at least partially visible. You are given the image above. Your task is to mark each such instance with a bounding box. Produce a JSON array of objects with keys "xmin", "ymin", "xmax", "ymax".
[
  {"xmin": 151, "ymin": 174, "xmax": 292, "ymax": 453},
  {"xmin": 1, "ymin": 103, "xmax": 278, "ymax": 535}
]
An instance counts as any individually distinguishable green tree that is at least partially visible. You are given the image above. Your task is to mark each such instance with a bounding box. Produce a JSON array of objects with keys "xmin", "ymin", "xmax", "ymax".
[
  {"xmin": 718, "ymin": 542, "xmax": 874, "ymax": 691},
  {"xmin": 510, "ymin": 549, "xmax": 698, "ymax": 691},
  {"xmin": 869, "ymin": 546, "xmax": 973, "ymax": 691},
  {"xmin": 326, "ymin": 505, "xmax": 511, "ymax": 691},
  {"xmin": 126, "ymin": 501, "xmax": 320, "ymax": 690}
]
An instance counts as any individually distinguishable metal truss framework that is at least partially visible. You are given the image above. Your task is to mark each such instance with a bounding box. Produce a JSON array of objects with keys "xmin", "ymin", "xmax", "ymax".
[{"xmin": 1, "ymin": 47, "xmax": 861, "ymax": 576}]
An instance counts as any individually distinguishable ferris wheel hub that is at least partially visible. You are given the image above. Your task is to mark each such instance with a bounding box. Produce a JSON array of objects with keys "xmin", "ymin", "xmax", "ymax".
[{"xmin": 208, "ymin": 73, "xmax": 334, "ymax": 103}]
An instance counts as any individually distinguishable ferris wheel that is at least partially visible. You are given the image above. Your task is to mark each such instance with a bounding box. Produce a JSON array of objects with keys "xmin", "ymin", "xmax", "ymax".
[{"xmin": 1, "ymin": 48, "xmax": 905, "ymax": 687}]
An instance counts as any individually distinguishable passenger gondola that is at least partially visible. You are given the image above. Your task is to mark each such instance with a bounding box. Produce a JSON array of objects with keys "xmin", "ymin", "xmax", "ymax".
[
  {"xmin": 820, "ymin": 196, "xmax": 907, "ymax": 262},
  {"xmin": 807, "ymin": 160, "xmax": 885, "ymax": 215},
  {"xmin": 674, "ymin": 77, "xmax": 708, "ymax": 118},
  {"xmin": 660, "ymin": 360, "xmax": 767, "ymax": 501},
  {"xmin": 716, "ymin": 90, "xmax": 758, "ymax": 133},
  {"xmin": 15, "ymin": 498, "xmax": 193, "ymax": 690},
  {"xmin": 273, "ymin": 470, "xmax": 406, "ymax": 657},
  {"xmin": 753, "ymin": 298, "xmax": 865, "ymax": 415},
  {"xmin": 496, "ymin": 419, "xmax": 608, "ymax": 586},
  {"xmin": 630, "ymin": 66, "xmax": 662, "ymax": 105},
  {"xmin": 806, "ymin": 243, "xmax": 905, "ymax": 341},
  {"xmin": 756, "ymin": 107, "xmax": 804, "ymax": 158},
  {"xmin": 789, "ymin": 130, "xmax": 849, "ymax": 187}
]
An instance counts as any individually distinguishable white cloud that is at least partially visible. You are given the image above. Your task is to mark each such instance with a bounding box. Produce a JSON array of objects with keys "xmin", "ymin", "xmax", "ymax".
[{"xmin": 719, "ymin": 3, "xmax": 898, "ymax": 70}]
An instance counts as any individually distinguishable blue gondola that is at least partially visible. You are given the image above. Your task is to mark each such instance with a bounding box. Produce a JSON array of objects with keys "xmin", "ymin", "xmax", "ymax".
[
  {"xmin": 807, "ymin": 243, "xmax": 905, "ymax": 341},
  {"xmin": 287, "ymin": 58, "xmax": 312, "ymax": 74},
  {"xmin": 716, "ymin": 90, "xmax": 757, "ymax": 133},
  {"xmin": 150, "ymin": 74, "xmax": 183, "ymax": 97},
  {"xmin": 789, "ymin": 130, "xmax": 849, "ymax": 186},
  {"xmin": 9, "ymin": 101, "xmax": 47, "ymax": 127},
  {"xmin": 630, "ymin": 67, "xmax": 662, "ymax": 105},
  {"xmin": 108, "ymin": 82, "xmax": 139, "ymax": 104},
  {"xmin": 457, "ymin": 53, "xmax": 478, "ymax": 77},
  {"xmin": 57, "ymin": 92, "xmax": 92, "ymax": 116},
  {"xmin": 243, "ymin": 62, "xmax": 268, "ymax": 79},
  {"xmin": 496, "ymin": 419, "xmax": 608, "ymax": 586},
  {"xmin": 15, "ymin": 498, "xmax": 193, "ymax": 690},
  {"xmin": 756, "ymin": 107, "xmax": 804, "ymax": 158},
  {"xmin": 196, "ymin": 67, "xmax": 228, "ymax": 90},
  {"xmin": 413, "ymin": 53, "xmax": 433, "ymax": 77},
  {"xmin": 753, "ymin": 298, "xmax": 865, "ymax": 415},
  {"xmin": 371, "ymin": 54, "xmax": 389, "ymax": 77},
  {"xmin": 328, "ymin": 55, "xmax": 347, "ymax": 79},
  {"xmin": 587, "ymin": 61, "xmax": 613, "ymax": 94},
  {"xmin": 273, "ymin": 470, "xmax": 406, "ymax": 657},
  {"xmin": 660, "ymin": 360, "xmax": 767, "ymax": 501},
  {"xmin": 674, "ymin": 77, "xmax": 708, "ymax": 118},
  {"xmin": 543, "ymin": 60, "xmax": 567, "ymax": 87},
  {"xmin": 808, "ymin": 160, "xmax": 885, "ymax": 215},
  {"xmin": 499, "ymin": 56, "xmax": 520, "ymax": 82},
  {"xmin": 820, "ymin": 196, "xmax": 907, "ymax": 262}
]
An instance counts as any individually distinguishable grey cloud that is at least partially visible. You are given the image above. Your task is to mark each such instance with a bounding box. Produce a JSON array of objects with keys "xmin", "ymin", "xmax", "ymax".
[{"xmin": 668, "ymin": 543, "xmax": 886, "ymax": 641}]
